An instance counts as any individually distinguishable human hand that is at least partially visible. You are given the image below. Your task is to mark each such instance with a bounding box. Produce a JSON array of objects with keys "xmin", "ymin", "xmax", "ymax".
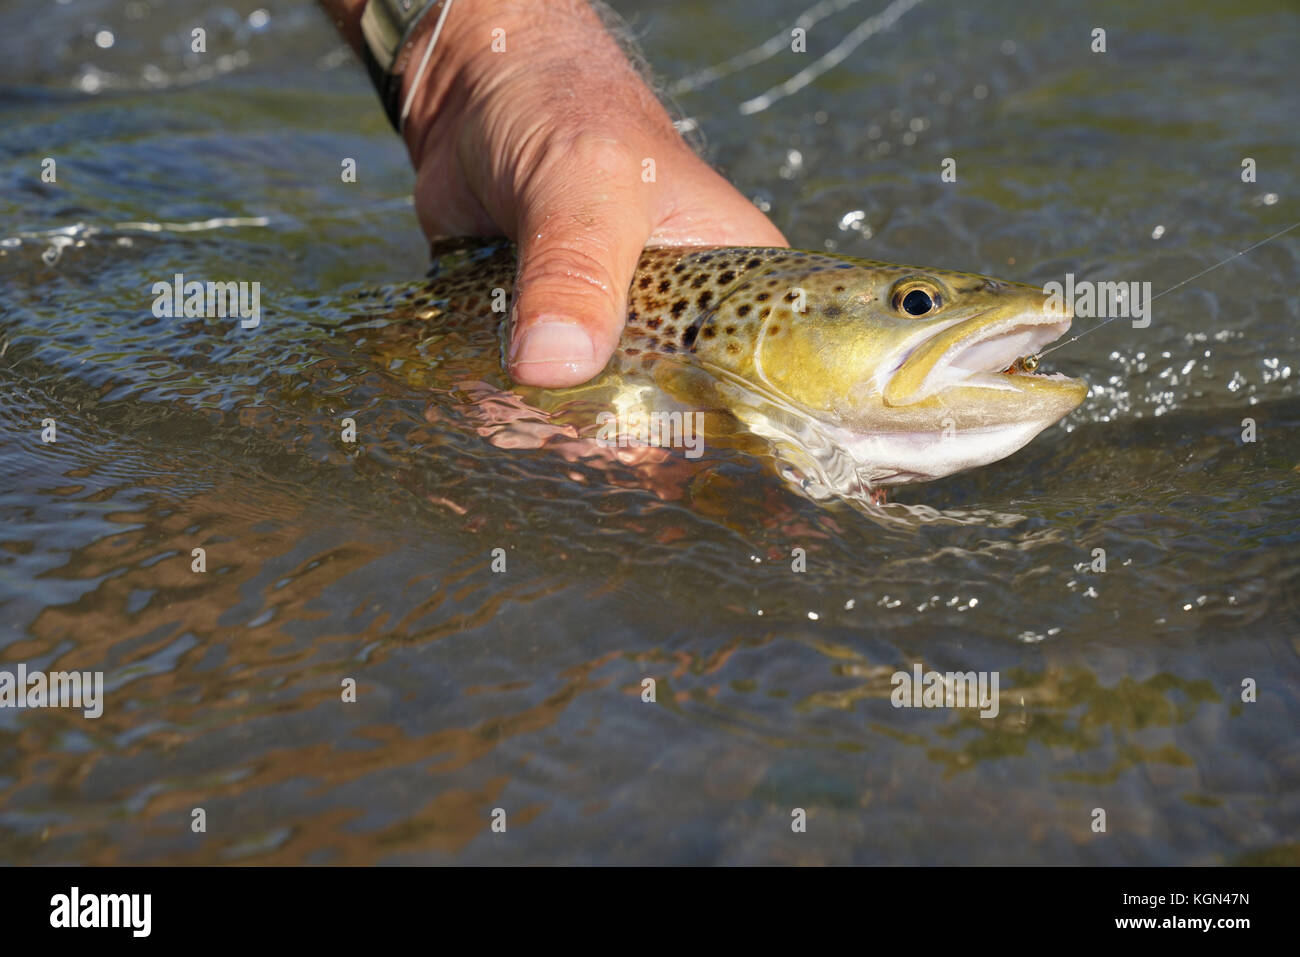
[{"xmin": 327, "ymin": 0, "xmax": 788, "ymax": 386}]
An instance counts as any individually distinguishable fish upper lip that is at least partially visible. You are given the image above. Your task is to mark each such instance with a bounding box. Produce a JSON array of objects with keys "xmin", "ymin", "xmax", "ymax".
[
  {"xmin": 937, "ymin": 312, "xmax": 1071, "ymax": 373},
  {"xmin": 884, "ymin": 309, "xmax": 1074, "ymax": 405},
  {"xmin": 883, "ymin": 315, "xmax": 970, "ymax": 378}
]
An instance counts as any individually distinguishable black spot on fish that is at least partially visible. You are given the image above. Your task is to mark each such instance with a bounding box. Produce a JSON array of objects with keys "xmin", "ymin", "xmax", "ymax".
[
  {"xmin": 671, "ymin": 299, "xmax": 689, "ymax": 318},
  {"xmin": 724, "ymin": 325, "xmax": 737, "ymax": 335},
  {"xmin": 697, "ymin": 290, "xmax": 713, "ymax": 309},
  {"xmin": 824, "ymin": 304, "xmax": 842, "ymax": 317},
  {"xmin": 718, "ymin": 270, "xmax": 735, "ymax": 284},
  {"xmin": 646, "ymin": 317, "xmax": 663, "ymax": 329},
  {"xmin": 691, "ymin": 273, "xmax": 709, "ymax": 288},
  {"xmin": 756, "ymin": 292, "xmax": 770, "ymax": 302},
  {"xmin": 638, "ymin": 275, "xmax": 652, "ymax": 289},
  {"xmin": 737, "ymin": 304, "xmax": 752, "ymax": 317},
  {"xmin": 746, "ymin": 257, "xmax": 762, "ymax": 269},
  {"xmin": 682, "ymin": 319, "xmax": 703, "ymax": 349},
  {"xmin": 658, "ymin": 279, "xmax": 671, "ymax": 293}
]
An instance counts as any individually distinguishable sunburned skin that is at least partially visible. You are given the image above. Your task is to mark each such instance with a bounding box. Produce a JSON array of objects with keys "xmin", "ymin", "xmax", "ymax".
[{"xmin": 372, "ymin": 241, "xmax": 1088, "ymax": 498}]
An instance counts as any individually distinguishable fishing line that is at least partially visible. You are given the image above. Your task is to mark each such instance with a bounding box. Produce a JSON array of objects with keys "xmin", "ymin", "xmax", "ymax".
[
  {"xmin": 668, "ymin": 0, "xmax": 871, "ymax": 95},
  {"xmin": 668, "ymin": 0, "xmax": 925, "ymax": 130},
  {"xmin": 1035, "ymin": 219, "xmax": 1299, "ymax": 360},
  {"xmin": 738, "ymin": 0, "xmax": 925, "ymax": 115}
]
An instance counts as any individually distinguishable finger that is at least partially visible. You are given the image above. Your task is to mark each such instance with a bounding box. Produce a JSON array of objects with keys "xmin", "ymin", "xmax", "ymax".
[{"xmin": 508, "ymin": 138, "xmax": 653, "ymax": 388}]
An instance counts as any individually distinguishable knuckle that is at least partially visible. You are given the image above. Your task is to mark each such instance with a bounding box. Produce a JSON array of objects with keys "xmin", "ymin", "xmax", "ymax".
[
  {"xmin": 534, "ymin": 129, "xmax": 643, "ymax": 182},
  {"xmin": 519, "ymin": 243, "xmax": 619, "ymax": 304}
]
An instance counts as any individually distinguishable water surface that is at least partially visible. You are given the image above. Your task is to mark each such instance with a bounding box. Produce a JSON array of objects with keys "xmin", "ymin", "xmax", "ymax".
[{"xmin": 0, "ymin": 0, "xmax": 1297, "ymax": 864}]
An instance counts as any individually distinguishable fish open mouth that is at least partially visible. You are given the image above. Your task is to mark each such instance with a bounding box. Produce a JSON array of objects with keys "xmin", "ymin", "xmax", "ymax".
[
  {"xmin": 882, "ymin": 311, "xmax": 1075, "ymax": 406},
  {"xmin": 813, "ymin": 307, "xmax": 1088, "ymax": 487}
]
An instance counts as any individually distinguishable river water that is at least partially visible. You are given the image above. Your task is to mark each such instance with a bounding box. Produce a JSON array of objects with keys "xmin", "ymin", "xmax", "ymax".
[{"xmin": 0, "ymin": 0, "xmax": 1297, "ymax": 864}]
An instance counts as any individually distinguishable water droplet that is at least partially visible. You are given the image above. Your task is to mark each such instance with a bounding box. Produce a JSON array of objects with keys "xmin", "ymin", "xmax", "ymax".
[{"xmin": 838, "ymin": 210, "xmax": 866, "ymax": 231}]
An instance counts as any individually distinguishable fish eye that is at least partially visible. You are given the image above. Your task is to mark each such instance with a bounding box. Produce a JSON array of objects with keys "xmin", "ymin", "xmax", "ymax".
[
  {"xmin": 891, "ymin": 282, "xmax": 943, "ymax": 317},
  {"xmin": 902, "ymin": 290, "xmax": 933, "ymax": 315}
]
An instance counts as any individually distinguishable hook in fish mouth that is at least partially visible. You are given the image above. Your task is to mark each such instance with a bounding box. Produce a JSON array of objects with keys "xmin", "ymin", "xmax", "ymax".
[{"xmin": 1003, "ymin": 353, "xmax": 1040, "ymax": 374}]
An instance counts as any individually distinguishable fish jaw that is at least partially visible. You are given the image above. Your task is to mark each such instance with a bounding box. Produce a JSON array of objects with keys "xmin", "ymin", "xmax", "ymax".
[
  {"xmin": 833, "ymin": 305, "xmax": 1088, "ymax": 485},
  {"xmin": 828, "ymin": 374, "xmax": 1088, "ymax": 485}
]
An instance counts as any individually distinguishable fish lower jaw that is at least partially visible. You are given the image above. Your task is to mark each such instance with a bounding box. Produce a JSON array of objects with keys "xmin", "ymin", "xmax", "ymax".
[
  {"xmin": 828, "ymin": 417, "xmax": 1065, "ymax": 486},
  {"xmin": 947, "ymin": 369, "xmax": 1080, "ymax": 391}
]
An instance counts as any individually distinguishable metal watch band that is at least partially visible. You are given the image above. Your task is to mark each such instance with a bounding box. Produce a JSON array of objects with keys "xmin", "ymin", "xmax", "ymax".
[{"xmin": 359, "ymin": 0, "xmax": 449, "ymax": 133}]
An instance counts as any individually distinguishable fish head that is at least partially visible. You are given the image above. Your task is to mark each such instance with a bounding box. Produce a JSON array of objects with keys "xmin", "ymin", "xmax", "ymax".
[{"xmin": 711, "ymin": 254, "xmax": 1088, "ymax": 486}]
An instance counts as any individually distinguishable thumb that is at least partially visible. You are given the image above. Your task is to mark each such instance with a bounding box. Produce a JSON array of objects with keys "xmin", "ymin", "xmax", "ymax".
[{"xmin": 507, "ymin": 143, "xmax": 652, "ymax": 387}]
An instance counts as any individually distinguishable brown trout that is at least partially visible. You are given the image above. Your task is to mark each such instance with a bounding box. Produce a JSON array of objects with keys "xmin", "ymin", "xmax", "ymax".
[{"xmin": 367, "ymin": 241, "xmax": 1087, "ymax": 498}]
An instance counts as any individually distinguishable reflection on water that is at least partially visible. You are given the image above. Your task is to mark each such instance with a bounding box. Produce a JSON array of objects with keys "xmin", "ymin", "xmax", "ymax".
[{"xmin": 0, "ymin": 0, "xmax": 1298, "ymax": 864}]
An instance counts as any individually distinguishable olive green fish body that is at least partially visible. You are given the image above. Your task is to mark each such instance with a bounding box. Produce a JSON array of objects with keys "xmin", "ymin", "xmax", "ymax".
[{"xmin": 374, "ymin": 240, "xmax": 1086, "ymax": 492}]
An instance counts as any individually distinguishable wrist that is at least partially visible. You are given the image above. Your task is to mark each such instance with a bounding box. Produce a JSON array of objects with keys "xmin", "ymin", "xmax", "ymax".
[{"xmin": 394, "ymin": 0, "xmax": 480, "ymax": 163}]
